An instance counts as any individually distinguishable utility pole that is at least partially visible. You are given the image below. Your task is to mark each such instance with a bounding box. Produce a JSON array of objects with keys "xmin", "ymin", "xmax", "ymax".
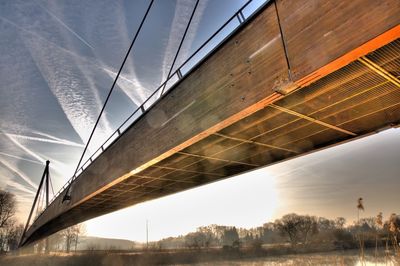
[
  {"xmin": 45, "ymin": 161, "xmax": 50, "ymax": 254},
  {"xmin": 146, "ymin": 219, "xmax": 149, "ymax": 250}
]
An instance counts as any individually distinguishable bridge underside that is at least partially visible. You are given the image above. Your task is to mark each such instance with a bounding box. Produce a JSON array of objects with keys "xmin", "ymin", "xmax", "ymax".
[
  {"xmin": 70, "ymin": 39, "xmax": 400, "ymax": 213},
  {"xmin": 22, "ymin": 0, "xmax": 400, "ymax": 246}
]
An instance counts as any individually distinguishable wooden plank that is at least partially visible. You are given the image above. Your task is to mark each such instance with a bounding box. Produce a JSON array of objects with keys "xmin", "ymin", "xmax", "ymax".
[{"xmin": 276, "ymin": 0, "xmax": 400, "ymax": 85}]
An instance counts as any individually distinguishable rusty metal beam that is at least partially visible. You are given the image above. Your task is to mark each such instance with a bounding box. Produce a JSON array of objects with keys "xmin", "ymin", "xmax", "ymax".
[
  {"xmin": 133, "ymin": 174, "xmax": 195, "ymax": 184},
  {"xmin": 250, "ymin": 78, "xmax": 394, "ymax": 146},
  {"xmin": 213, "ymin": 132, "xmax": 299, "ymax": 153},
  {"xmin": 358, "ymin": 56, "xmax": 400, "ymax": 88},
  {"xmin": 269, "ymin": 104, "xmax": 357, "ymax": 136},
  {"xmin": 177, "ymin": 151, "xmax": 260, "ymax": 167},
  {"xmin": 151, "ymin": 165, "xmax": 224, "ymax": 177}
]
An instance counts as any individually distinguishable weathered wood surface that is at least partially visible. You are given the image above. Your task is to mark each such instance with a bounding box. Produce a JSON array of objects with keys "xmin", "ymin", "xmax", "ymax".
[{"xmin": 277, "ymin": 0, "xmax": 400, "ymax": 85}]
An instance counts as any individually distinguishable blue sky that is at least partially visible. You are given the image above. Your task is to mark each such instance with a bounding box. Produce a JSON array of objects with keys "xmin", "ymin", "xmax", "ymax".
[{"xmin": 0, "ymin": 0, "xmax": 399, "ymax": 242}]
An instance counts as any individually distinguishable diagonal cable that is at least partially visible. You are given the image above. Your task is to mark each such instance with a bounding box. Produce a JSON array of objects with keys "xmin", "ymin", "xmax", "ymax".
[
  {"xmin": 161, "ymin": 0, "xmax": 200, "ymax": 94},
  {"xmin": 72, "ymin": 0, "xmax": 155, "ymax": 180},
  {"xmin": 49, "ymin": 170, "xmax": 55, "ymax": 197},
  {"xmin": 63, "ymin": 0, "xmax": 154, "ymax": 201}
]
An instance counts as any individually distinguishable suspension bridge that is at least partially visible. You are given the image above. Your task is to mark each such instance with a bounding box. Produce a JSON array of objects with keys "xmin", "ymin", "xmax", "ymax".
[{"xmin": 20, "ymin": 0, "xmax": 400, "ymax": 247}]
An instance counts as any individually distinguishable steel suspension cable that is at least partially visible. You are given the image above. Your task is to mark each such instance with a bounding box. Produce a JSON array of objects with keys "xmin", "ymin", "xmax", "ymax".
[
  {"xmin": 36, "ymin": 186, "xmax": 43, "ymax": 217},
  {"xmin": 161, "ymin": 0, "xmax": 200, "ymax": 94},
  {"xmin": 49, "ymin": 171, "xmax": 55, "ymax": 197},
  {"xmin": 71, "ymin": 0, "xmax": 155, "ymax": 181}
]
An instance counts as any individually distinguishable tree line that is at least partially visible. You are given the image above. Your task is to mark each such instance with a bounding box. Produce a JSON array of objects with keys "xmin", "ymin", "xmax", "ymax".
[{"xmin": 153, "ymin": 213, "xmax": 400, "ymax": 253}]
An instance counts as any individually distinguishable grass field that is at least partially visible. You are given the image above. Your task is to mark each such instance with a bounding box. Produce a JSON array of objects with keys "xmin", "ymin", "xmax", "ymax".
[{"xmin": 1, "ymin": 248, "xmax": 399, "ymax": 266}]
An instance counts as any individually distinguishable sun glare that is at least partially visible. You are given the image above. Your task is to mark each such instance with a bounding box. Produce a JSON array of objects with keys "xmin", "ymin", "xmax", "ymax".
[{"xmin": 85, "ymin": 167, "xmax": 278, "ymax": 242}]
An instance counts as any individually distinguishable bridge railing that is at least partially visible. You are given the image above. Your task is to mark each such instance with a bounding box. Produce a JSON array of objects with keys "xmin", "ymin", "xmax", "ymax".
[{"xmin": 37, "ymin": 0, "xmax": 270, "ymax": 219}]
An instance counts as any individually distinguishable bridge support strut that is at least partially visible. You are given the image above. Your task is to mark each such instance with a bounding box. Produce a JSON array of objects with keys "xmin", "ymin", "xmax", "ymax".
[{"xmin": 19, "ymin": 160, "xmax": 51, "ymax": 250}]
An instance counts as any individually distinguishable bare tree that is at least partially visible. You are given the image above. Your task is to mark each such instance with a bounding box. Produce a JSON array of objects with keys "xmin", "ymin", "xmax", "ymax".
[
  {"xmin": 197, "ymin": 226, "xmax": 215, "ymax": 248},
  {"xmin": 335, "ymin": 217, "xmax": 346, "ymax": 229},
  {"xmin": 60, "ymin": 223, "xmax": 86, "ymax": 253},
  {"xmin": 48, "ymin": 231, "xmax": 64, "ymax": 252},
  {"xmin": 0, "ymin": 189, "xmax": 18, "ymax": 252},
  {"xmin": 274, "ymin": 213, "xmax": 318, "ymax": 246},
  {"xmin": 0, "ymin": 189, "xmax": 16, "ymax": 228},
  {"xmin": 185, "ymin": 232, "xmax": 203, "ymax": 249},
  {"xmin": 74, "ymin": 223, "xmax": 86, "ymax": 251},
  {"xmin": 5, "ymin": 223, "xmax": 24, "ymax": 251},
  {"xmin": 221, "ymin": 227, "xmax": 239, "ymax": 247}
]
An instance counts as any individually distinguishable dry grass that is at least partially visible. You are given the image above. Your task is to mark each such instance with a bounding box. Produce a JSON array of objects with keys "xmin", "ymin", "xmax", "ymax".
[{"xmin": 1, "ymin": 248, "xmax": 399, "ymax": 266}]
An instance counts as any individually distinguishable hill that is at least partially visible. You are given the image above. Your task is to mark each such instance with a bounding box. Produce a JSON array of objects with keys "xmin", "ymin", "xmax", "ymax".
[{"xmin": 77, "ymin": 236, "xmax": 136, "ymax": 250}]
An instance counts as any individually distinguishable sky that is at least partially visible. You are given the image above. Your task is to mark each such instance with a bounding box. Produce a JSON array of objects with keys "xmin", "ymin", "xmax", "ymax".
[{"xmin": 0, "ymin": 0, "xmax": 399, "ymax": 243}]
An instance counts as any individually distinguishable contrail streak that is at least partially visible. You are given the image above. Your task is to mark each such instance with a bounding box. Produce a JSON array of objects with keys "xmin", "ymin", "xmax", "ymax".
[
  {"xmin": 4, "ymin": 133, "xmax": 68, "ymax": 176},
  {"xmin": 33, "ymin": 130, "xmax": 79, "ymax": 142},
  {"xmin": 6, "ymin": 134, "xmax": 44, "ymax": 163},
  {"xmin": 1, "ymin": 14, "xmax": 116, "ymax": 133},
  {"xmin": 37, "ymin": 4, "xmax": 113, "ymax": 137},
  {"xmin": 2, "ymin": 132, "xmax": 84, "ymax": 147},
  {"xmin": 6, "ymin": 180, "xmax": 36, "ymax": 195},
  {"xmin": 103, "ymin": 68, "xmax": 149, "ymax": 107},
  {"xmin": 22, "ymin": 32, "xmax": 107, "ymax": 144},
  {"xmin": 114, "ymin": 1, "xmax": 150, "ymax": 106},
  {"xmin": 1, "ymin": 13, "xmax": 144, "ymax": 113},
  {"xmin": 0, "ymin": 152, "xmax": 43, "ymax": 165},
  {"xmin": 162, "ymin": 0, "xmax": 192, "ymax": 82},
  {"xmin": 0, "ymin": 166, "xmax": 36, "ymax": 195},
  {"xmin": 102, "ymin": 68, "xmax": 139, "ymax": 87},
  {"xmin": 7, "ymin": 3, "xmax": 112, "ymax": 140},
  {"xmin": 162, "ymin": 0, "xmax": 208, "ymax": 81},
  {"xmin": 4, "ymin": 5, "xmax": 146, "ymax": 155},
  {"xmin": 1, "ymin": 14, "xmax": 135, "ymax": 85},
  {"xmin": 37, "ymin": 3, "xmax": 94, "ymax": 50},
  {"xmin": 178, "ymin": 0, "xmax": 209, "ymax": 65},
  {"xmin": 0, "ymin": 159, "xmax": 37, "ymax": 189}
]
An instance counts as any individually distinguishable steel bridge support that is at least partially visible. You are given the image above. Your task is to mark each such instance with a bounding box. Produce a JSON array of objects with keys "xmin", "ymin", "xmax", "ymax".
[{"xmin": 19, "ymin": 160, "xmax": 51, "ymax": 251}]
